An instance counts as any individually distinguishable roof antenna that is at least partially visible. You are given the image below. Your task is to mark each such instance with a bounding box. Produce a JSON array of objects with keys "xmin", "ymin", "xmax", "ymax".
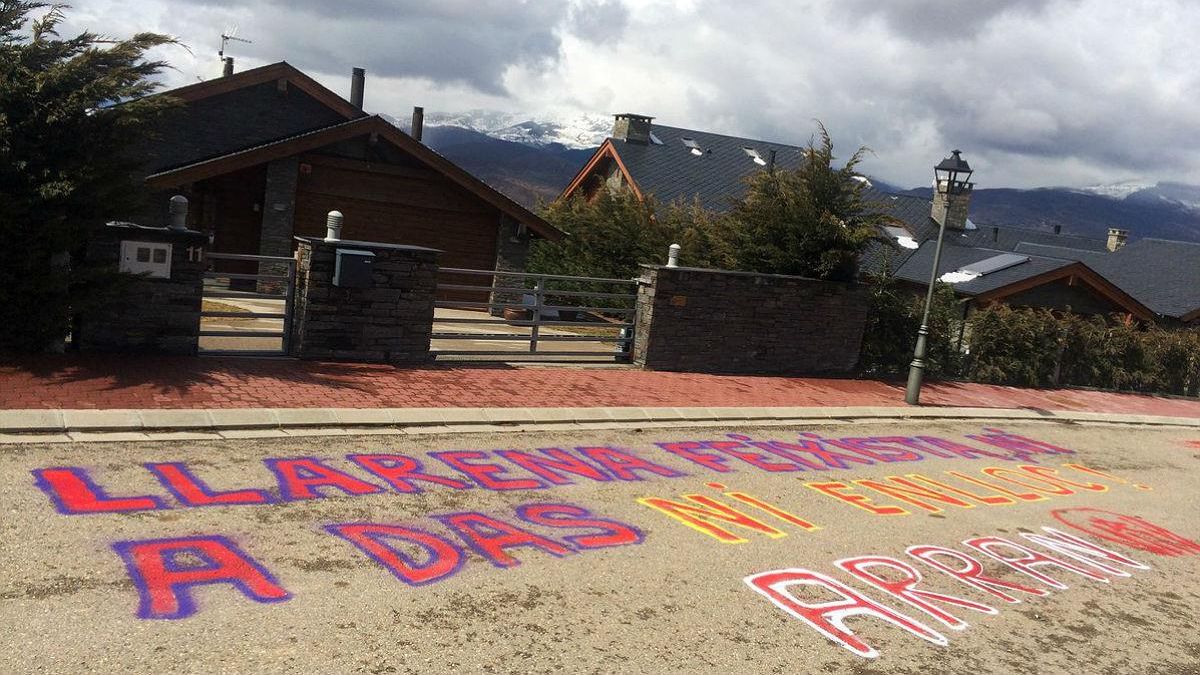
[{"xmin": 218, "ymin": 26, "xmax": 253, "ymax": 76}]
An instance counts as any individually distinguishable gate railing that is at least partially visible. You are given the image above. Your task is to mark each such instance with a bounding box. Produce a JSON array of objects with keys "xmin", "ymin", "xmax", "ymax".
[
  {"xmin": 200, "ymin": 252, "xmax": 296, "ymax": 356},
  {"xmin": 432, "ymin": 268, "xmax": 638, "ymax": 361}
]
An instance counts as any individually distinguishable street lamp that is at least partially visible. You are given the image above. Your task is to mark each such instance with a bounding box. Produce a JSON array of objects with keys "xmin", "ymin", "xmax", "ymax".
[{"xmin": 905, "ymin": 150, "xmax": 973, "ymax": 405}]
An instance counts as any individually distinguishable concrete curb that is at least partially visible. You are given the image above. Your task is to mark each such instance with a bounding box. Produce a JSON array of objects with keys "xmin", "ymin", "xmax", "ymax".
[{"xmin": 1, "ymin": 405, "xmax": 1198, "ymax": 443}]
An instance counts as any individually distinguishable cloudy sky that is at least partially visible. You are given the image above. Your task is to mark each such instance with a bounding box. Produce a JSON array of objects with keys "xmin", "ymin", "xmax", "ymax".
[{"xmin": 63, "ymin": 0, "xmax": 1200, "ymax": 188}]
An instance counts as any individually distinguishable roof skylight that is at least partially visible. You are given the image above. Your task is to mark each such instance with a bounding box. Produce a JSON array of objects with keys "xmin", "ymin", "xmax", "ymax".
[
  {"xmin": 649, "ymin": 132, "xmax": 663, "ymax": 145},
  {"xmin": 742, "ymin": 147, "xmax": 767, "ymax": 166},
  {"xmin": 939, "ymin": 253, "xmax": 1029, "ymax": 284},
  {"xmin": 681, "ymin": 137, "xmax": 703, "ymax": 156}
]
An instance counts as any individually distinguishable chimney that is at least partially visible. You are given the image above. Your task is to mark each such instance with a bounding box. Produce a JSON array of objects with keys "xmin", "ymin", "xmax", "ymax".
[
  {"xmin": 992, "ymin": 226, "xmax": 999, "ymax": 243},
  {"xmin": 350, "ymin": 67, "xmax": 365, "ymax": 110},
  {"xmin": 411, "ymin": 106, "xmax": 424, "ymax": 142},
  {"xmin": 1053, "ymin": 224, "xmax": 1062, "ymax": 235},
  {"xmin": 931, "ymin": 149, "xmax": 974, "ymax": 231},
  {"xmin": 1107, "ymin": 228, "xmax": 1129, "ymax": 252},
  {"xmin": 767, "ymin": 149, "xmax": 777, "ymax": 173},
  {"xmin": 222, "ymin": 57, "xmax": 234, "ymax": 77},
  {"xmin": 612, "ymin": 113, "xmax": 653, "ymax": 144}
]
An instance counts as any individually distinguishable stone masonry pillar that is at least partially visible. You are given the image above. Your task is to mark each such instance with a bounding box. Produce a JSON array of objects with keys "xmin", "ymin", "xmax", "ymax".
[
  {"xmin": 78, "ymin": 221, "xmax": 207, "ymax": 355},
  {"xmin": 291, "ymin": 236, "xmax": 441, "ymax": 363},
  {"xmin": 258, "ymin": 157, "xmax": 299, "ymax": 292},
  {"xmin": 489, "ymin": 215, "xmax": 531, "ymax": 315}
]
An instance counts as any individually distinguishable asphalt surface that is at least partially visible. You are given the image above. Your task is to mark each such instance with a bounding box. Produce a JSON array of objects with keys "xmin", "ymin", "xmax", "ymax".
[{"xmin": 2, "ymin": 420, "xmax": 1199, "ymax": 674}]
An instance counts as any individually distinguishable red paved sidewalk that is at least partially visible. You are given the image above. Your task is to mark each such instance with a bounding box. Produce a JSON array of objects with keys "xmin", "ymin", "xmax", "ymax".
[{"xmin": 2, "ymin": 354, "xmax": 1199, "ymax": 418}]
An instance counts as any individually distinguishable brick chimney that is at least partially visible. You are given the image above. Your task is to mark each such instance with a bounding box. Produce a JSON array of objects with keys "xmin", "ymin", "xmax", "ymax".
[
  {"xmin": 1107, "ymin": 228, "xmax": 1129, "ymax": 252},
  {"xmin": 612, "ymin": 113, "xmax": 653, "ymax": 144},
  {"xmin": 931, "ymin": 150, "xmax": 974, "ymax": 230}
]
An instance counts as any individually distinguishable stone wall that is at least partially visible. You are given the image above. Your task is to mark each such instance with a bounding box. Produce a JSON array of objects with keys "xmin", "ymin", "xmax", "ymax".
[
  {"xmin": 489, "ymin": 216, "xmax": 531, "ymax": 315},
  {"xmin": 633, "ymin": 265, "xmax": 870, "ymax": 375},
  {"xmin": 291, "ymin": 237, "xmax": 439, "ymax": 363},
  {"xmin": 77, "ymin": 222, "xmax": 207, "ymax": 355}
]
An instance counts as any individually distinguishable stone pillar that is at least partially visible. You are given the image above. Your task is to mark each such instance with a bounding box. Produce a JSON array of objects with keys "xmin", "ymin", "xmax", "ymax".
[
  {"xmin": 291, "ymin": 237, "xmax": 440, "ymax": 363},
  {"xmin": 633, "ymin": 264, "xmax": 870, "ymax": 375},
  {"xmin": 489, "ymin": 215, "xmax": 531, "ymax": 315},
  {"xmin": 77, "ymin": 222, "xmax": 207, "ymax": 355},
  {"xmin": 258, "ymin": 157, "xmax": 299, "ymax": 292}
]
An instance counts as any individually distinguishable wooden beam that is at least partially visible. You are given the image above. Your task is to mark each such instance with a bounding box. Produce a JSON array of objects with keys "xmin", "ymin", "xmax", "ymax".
[{"xmin": 557, "ymin": 140, "xmax": 641, "ymax": 203}]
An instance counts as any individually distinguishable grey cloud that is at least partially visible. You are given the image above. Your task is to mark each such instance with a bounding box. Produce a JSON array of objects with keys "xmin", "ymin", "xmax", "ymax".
[
  {"xmin": 569, "ymin": 0, "xmax": 630, "ymax": 45},
  {"xmin": 168, "ymin": 0, "xmax": 571, "ymax": 94},
  {"xmin": 838, "ymin": 0, "xmax": 1065, "ymax": 41}
]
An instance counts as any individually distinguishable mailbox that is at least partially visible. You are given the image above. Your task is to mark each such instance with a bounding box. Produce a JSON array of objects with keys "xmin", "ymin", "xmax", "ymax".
[{"xmin": 334, "ymin": 248, "xmax": 375, "ymax": 288}]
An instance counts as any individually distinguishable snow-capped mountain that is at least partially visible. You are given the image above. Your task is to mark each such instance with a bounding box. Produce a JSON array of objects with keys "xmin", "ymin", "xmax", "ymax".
[
  {"xmin": 421, "ymin": 109, "xmax": 611, "ymax": 150},
  {"xmin": 1074, "ymin": 180, "xmax": 1200, "ymax": 212},
  {"xmin": 1074, "ymin": 180, "xmax": 1156, "ymax": 200}
]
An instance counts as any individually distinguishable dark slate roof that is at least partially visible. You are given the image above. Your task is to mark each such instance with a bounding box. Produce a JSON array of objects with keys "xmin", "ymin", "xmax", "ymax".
[
  {"xmin": 893, "ymin": 242, "xmax": 1073, "ymax": 296},
  {"xmin": 609, "ymin": 125, "xmax": 808, "ymax": 211},
  {"xmin": 952, "ymin": 225, "xmax": 1110, "ymax": 253},
  {"xmin": 1093, "ymin": 239, "xmax": 1200, "ymax": 319},
  {"xmin": 1013, "ymin": 242, "xmax": 1110, "ymax": 264}
]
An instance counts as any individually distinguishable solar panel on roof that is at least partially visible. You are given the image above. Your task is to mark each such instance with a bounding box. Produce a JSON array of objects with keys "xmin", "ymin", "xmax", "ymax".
[{"xmin": 960, "ymin": 253, "xmax": 1029, "ymax": 276}]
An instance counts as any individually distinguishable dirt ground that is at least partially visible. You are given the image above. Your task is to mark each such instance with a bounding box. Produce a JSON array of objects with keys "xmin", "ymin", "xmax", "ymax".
[{"xmin": 2, "ymin": 419, "xmax": 1198, "ymax": 674}]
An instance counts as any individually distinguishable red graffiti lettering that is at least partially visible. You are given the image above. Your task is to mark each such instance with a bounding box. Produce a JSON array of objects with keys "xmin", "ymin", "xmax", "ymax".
[
  {"xmin": 836, "ymin": 555, "xmax": 998, "ymax": 630},
  {"xmin": 907, "ymin": 545, "xmax": 1048, "ymax": 603},
  {"xmin": 744, "ymin": 568, "xmax": 947, "ymax": 659},
  {"xmin": 1051, "ymin": 508, "xmax": 1200, "ymax": 557},
  {"xmin": 963, "ymin": 536, "xmax": 1109, "ymax": 590}
]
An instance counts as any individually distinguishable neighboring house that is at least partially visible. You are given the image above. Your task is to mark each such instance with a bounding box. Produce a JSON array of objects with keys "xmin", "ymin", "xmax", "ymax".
[
  {"xmin": 127, "ymin": 61, "xmax": 561, "ymax": 286},
  {"xmin": 561, "ymin": 114, "xmax": 1168, "ymax": 321},
  {"xmin": 560, "ymin": 114, "xmax": 809, "ymax": 211},
  {"xmin": 866, "ymin": 160, "xmax": 1200, "ymax": 326},
  {"xmin": 1012, "ymin": 239, "xmax": 1200, "ymax": 325}
]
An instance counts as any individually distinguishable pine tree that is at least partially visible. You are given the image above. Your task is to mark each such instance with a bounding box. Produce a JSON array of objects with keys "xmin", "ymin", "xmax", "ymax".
[
  {"xmin": 720, "ymin": 122, "xmax": 887, "ymax": 281},
  {"xmin": 0, "ymin": 1, "xmax": 177, "ymax": 352}
]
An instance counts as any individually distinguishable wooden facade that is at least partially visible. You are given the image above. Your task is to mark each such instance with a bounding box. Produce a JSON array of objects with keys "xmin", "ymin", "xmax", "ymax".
[{"xmin": 131, "ymin": 61, "xmax": 559, "ymax": 299}]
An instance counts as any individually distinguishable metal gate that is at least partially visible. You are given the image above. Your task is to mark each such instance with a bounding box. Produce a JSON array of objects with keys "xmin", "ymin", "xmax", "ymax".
[
  {"xmin": 199, "ymin": 252, "xmax": 296, "ymax": 356},
  {"xmin": 431, "ymin": 268, "xmax": 638, "ymax": 362}
]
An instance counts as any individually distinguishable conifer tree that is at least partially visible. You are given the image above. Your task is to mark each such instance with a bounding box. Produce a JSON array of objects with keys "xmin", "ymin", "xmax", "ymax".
[{"xmin": 0, "ymin": 1, "xmax": 177, "ymax": 351}]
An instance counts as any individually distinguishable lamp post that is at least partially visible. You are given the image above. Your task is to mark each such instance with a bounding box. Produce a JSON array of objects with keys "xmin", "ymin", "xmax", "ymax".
[{"xmin": 905, "ymin": 150, "xmax": 973, "ymax": 405}]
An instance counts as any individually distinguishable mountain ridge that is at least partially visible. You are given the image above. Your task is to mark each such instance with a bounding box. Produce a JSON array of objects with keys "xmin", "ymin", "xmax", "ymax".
[{"xmin": 401, "ymin": 110, "xmax": 1200, "ymax": 244}]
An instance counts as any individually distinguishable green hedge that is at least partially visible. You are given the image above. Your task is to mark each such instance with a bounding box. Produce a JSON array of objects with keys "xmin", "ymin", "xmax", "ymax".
[
  {"xmin": 857, "ymin": 277, "xmax": 1200, "ymax": 397},
  {"xmin": 965, "ymin": 305, "xmax": 1200, "ymax": 396}
]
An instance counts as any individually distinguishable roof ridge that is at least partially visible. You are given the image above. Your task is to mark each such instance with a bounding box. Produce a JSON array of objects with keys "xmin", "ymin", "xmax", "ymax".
[{"xmin": 639, "ymin": 124, "xmax": 807, "ymax": 150}]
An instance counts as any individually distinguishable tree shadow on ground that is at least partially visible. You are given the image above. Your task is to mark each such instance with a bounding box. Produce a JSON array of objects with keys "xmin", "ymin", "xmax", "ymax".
[{"xmin": 0, "ymin": 353, "xmax": 519, "ymax": 398}]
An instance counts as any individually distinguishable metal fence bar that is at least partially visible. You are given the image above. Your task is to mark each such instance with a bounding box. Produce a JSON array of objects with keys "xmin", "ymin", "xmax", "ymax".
[
  {"xmin": 204, "ymin": 271, "xmax": 291, "ymax": 281},
  {"xmin": 433, "ymin": 317, "xmax": 632, "ymax": 329},
  {"xmin": 282, "ymin": 258, "xmax": 296, "ymax": 355},
  {"xmin": 428, "ymin": 350, "xmax": 624, "ymax": 358},
  {"xmin": 431, "ymin": 266, "xmax": 637, "ymax": 363},
  {"xmin": 201, "ymin": 311, "xmax": 287, "ymax": 319},
  {"xmin": 199, "ymin": 251, "xmax": 295, "ymax": 358},
  {"xmin": 530, "ymin": 277, "xmax": 544, "ymax": 353},
  {"xmin": 199, "ymin": 327, "xmax": 286, "ymax": 338},
  {"xmin": 206, "ymin": 252, "xmax": 294, "ymax": 263},
  {"xmin": 439, "ymin": 267, "xmax": 638, "ymax": 285}
]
